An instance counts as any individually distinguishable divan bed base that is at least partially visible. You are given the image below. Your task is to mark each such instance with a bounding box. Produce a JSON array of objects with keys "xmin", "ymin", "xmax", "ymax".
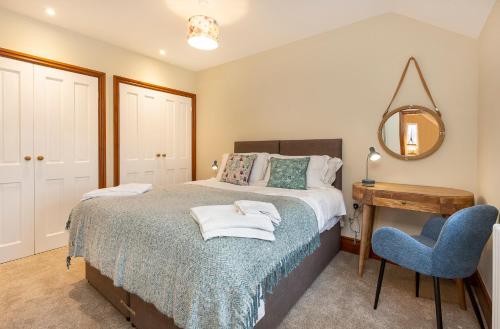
[{"xmin": 85, "ymin": 222, "xmax": 341, "ymax": 329}]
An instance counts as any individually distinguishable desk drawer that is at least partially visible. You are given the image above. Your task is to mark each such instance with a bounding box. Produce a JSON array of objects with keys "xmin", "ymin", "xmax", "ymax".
[{"xmin": 373, "ymin": 197, "xmax": 441, "ymax": 213}]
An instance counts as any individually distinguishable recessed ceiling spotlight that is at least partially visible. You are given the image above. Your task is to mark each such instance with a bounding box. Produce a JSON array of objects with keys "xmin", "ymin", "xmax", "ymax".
[
  {"xmin": 159, "ymin": 49, "xmax": 166, "ymax": 56},
  {"xmin": 45, "ymin": 7, "xmax": 56, "ymax": 16}
]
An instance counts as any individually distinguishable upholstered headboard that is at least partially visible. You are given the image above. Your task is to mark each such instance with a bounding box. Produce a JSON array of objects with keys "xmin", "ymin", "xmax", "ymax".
[{"xmin": 234, "ymin": 139, "xmax": 343, "ymax": 190}]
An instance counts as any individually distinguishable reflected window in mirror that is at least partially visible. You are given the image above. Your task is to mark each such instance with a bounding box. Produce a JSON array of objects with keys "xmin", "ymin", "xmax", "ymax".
[
  {"xmin": 406, "ymin": 124, "xmax": 418, "ymax": 155},
  {"xmin": 378, "ymin": 105, "xmax": 445, "ymax": 160}
]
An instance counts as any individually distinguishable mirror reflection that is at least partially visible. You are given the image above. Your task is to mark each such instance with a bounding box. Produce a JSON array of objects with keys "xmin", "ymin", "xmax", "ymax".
[{"xmin": 380, "ymin": 106, "xmax": 444, "ymax": 158}]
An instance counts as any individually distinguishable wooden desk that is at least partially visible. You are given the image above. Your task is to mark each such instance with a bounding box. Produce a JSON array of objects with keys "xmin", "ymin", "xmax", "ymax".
[{"xmin": 352, "ymin": 182, "xmax": 474, "ymax": 308}]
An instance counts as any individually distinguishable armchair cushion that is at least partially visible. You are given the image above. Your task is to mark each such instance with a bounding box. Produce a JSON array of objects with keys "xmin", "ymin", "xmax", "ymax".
[
  {"xmin": 412, "ymin": 235, "xmax": 436, "ymax": 248},
  {"xmin": 372, "ymin": 227, "xmax": 433, "ymax": 275},
  {"xmin": 411, "ymin": 216, "xmax": 446, "ymax": 247},
  {"xmin": 420, "ymin": 216, "xmax": 447, "ymax": 241}
]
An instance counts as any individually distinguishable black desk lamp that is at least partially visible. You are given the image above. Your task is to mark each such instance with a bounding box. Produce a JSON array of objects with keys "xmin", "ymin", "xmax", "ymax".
[{"xmin": 362, "ymin": 147, "xmax": 381, "ymax": 187}]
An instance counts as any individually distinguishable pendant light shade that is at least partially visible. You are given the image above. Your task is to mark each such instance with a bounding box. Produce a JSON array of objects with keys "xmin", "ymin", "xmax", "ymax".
[{"xmin": 187, "ymin": 15, "xmax": 219, "ymax": 50}]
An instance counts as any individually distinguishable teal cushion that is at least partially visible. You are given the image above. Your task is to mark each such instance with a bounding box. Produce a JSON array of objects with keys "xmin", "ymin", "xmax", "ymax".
[{"xmin": 267, "ymin": 157, "xmax": 310, "ymax": 190}]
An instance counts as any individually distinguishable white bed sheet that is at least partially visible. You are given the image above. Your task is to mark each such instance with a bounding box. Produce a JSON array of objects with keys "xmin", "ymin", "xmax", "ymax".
[{"xmin": 189, "ymin": 179, "xmax": 346, "ymax": 233}]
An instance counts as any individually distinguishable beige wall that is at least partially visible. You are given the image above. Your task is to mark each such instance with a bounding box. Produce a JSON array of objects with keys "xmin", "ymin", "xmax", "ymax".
[
  {"xmin": 477, "ymin": 1, "xmax": 500, "ymax": 296},
  {"xmin": 197, "ymin": 14, "xmax": 479, "ymax": 240},
  {"xmin": 0, "ymin": 8, "xmax": 197, "ymax": 187}
]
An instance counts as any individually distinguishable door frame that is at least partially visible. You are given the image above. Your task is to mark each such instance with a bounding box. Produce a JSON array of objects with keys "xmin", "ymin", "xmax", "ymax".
[
  {"xmin": 0, "ymin": 47, "xmax": 107, "ymax": 188},
  {"xmin": 113, "ymin": 75, "xmax": 196, "ymax": 186}
]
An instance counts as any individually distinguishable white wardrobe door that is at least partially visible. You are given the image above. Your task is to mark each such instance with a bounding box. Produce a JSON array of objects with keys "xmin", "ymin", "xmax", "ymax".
[
  {"xmin": 0, "ymin": 57, "xmax": 34, "ymax": 263},
  {"xmin": 119, "ymin": 83, "xmax": 163, "ymax": 186},
  {"xmin": 34, "ymin": 65, "xmax": 98, "ymax": 253},
  {"xmin": 160, "ymin": 93, "xmax": 192, "ymax": 186},
  {"xmin": 120, "ymin": 83, "xmax": 192, "ymax": 187}
]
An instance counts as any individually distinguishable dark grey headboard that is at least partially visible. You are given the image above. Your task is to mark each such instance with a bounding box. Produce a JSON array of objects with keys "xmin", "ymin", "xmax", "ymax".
[
  {"xmin": 234, "ymin": 139, "xmax": 343, "ymax": 190},
  {"xmin": 233, "ymin": 140, "xmax": 279, "ymax": 154}
]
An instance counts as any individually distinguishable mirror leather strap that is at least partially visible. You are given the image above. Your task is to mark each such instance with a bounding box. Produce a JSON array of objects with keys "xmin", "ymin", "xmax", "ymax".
[{"xmin": 384, "ymin": 57, "xmax": 440, "ymax": 116}]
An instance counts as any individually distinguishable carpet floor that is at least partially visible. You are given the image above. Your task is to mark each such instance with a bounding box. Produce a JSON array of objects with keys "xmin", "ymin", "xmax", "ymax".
[{"xmin": 0, "ymin": 248, "xmax": 480, "ymax": 329}]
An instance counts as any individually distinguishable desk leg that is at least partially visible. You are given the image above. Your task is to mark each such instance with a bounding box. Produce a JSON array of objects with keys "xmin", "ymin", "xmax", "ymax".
[
  {"xmin": 359, "ymin": 204, "xmax": 375, "ymax": 276},
  {"xmin": 456, "ymin": 279, "xmax": 467, "ymax": 310}
]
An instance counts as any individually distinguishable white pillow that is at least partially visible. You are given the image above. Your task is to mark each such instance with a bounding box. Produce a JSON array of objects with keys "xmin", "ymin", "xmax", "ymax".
[
  {"xmin": 323, "ymin": 157, "xmax": 343, "ymax": 185},
  {"xmin": 217, "ymin": 153, "xmax": 270, "ymax": 184},
  {"xmin": 261, "ymin": 154, "xmax": 330, "ymax": 188},
  {"xmin": 216, "ymin": 153, "xmax": 230, "ymax": 181}
]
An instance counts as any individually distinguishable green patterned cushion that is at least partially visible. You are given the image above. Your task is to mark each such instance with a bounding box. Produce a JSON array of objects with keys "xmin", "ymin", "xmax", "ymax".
[
  {"xmin": 220, "ymin": 153, "xmax": 257, "ymax": 185},
  {"xmin": 267, "ymin": 157, "xmax": 310, "ymax": 190}
]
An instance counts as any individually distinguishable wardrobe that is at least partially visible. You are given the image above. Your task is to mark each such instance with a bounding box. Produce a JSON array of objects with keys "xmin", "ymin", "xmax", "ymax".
[
  {"xmin": 118, "ymin": 81, "xmax": 193, "ymax": 187},
  {"xmin": 0, "ymin": 56, "xmax": 99, "ymax": 263}
]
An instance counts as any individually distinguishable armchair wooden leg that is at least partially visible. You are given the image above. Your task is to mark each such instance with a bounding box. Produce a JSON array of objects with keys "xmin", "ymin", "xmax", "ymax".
[
  {"xmin": 433, "ymin": 277, "xmax": 443, "ymax": 329},
  {"xmin": 465, "ymin": 278, "xmax": 485, "ymax": 329},
  {"xmin": 416, "ymin": 272, "xmax": 420, "ymax": 298},
  {"xmin": 374, "ymin": 259, "xmax": 386, "ymax": 310}
]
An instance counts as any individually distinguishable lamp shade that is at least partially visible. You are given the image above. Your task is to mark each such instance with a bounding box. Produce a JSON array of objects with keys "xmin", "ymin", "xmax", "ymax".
[
  {"xmin": 363, "ymin": 146, "xmax": 381, "ymax": 187},
  {"xmin": 368, "ymin": 147, "xmax": 381, "ymax": 161},
  {"xmin": 187, "ymin": 15, "xmax": 219, "ymax": 50}
]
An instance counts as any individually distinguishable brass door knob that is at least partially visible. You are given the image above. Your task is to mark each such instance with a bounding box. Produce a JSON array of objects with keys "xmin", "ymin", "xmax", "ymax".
[
  {"xmin": 24, "ymin": 155, "xmax": 32, "ymax": 161},
  {"xmin": 37, "ymin": 155, "xmax": 44, "ymax": 161},
  {"xmin": 156, "ymin": 153, "xmax": 161, "ymax": 157},
  {"xmin": 162, "ymin": 154, "xmax": 166, "ymax": 157}
]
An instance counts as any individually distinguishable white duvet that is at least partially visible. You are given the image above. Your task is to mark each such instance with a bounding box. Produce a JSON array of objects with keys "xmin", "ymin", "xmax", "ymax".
[{"xmin": 189, "ymin": 179, "xmax": 346, "ymax": 233}]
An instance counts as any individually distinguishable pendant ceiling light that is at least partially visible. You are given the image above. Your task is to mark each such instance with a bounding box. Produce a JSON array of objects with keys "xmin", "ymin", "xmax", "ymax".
[{"xmin": 187, "ymin": 15, "xmax": 219, "ymax": 50}]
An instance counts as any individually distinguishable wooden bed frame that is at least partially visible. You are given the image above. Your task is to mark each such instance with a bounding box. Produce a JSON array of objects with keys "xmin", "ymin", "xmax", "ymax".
[{"xmin": 85, "ymin": 139, "xmax": 343, "ymax": 329}]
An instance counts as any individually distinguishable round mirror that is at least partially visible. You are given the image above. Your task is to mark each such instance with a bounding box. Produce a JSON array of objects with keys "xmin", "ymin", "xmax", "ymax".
[{"xmin": 378, "ymin": 105, "xmax": 445, "ymax": 160}]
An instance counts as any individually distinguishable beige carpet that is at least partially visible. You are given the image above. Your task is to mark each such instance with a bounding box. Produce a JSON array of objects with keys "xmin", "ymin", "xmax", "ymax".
[{"xmin": 0, "ymin": 248, "xmax": 480, "ymax": 329}]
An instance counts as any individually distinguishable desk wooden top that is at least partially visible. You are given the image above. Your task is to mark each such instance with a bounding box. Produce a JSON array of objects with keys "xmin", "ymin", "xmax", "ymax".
[{"xmin": 352, "ymin": 182, "xmax": 474, "ymax": 215}]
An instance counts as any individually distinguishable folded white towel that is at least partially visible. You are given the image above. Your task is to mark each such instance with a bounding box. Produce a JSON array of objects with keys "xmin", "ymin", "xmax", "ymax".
[
  {"xmin": 201, "ymin": 228, "xmax": 275, "ymax": 241},
  {"xmin": 234, "ymin": 200, "xmax": 282, "ymax": 225},
  {"xmin": 82, "ymin": 183, "xmax": 152, "ymax": 201},
  {"xmin": 190, "ymin": 205, "xmax": 275, "ymax": 233}
]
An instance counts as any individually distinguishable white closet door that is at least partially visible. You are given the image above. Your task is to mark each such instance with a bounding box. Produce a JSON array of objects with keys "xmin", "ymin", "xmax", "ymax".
[
  {"xmin": 0, "ymin": 57, "xmax": 34, "ymax": 263},
  {"xmin": 119, "ymin": 83, "xmax": 162, "ymax": 185},
  {"xmin": 160, "ymin": 93, "xmax": 192, "ymax": 186},
  {"xmin": 34, "ymin": 65, "xmax": 98, "ymax": 253},
  {"xmin": 120, "ymin": 83, "xmax": 192, "ymax": 187}
]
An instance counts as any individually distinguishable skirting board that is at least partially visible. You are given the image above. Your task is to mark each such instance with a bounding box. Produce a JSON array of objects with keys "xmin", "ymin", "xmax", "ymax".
[{"xmin": 340, "ymin": 236, "xmax": 492, "ymax": 329}]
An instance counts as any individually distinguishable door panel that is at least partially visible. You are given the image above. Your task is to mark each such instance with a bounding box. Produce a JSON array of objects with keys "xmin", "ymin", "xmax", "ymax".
[
  {"xmin": 0, "ymin": 57, "xmax": 34, "ymax": 263},
  {"xmin": 158, "ymin": 98, "xmax": 175, "ymax": 188},
  {"xmin": 120, "ymin": 84, "xmax": 163, "ymax": 187},
  {"xmin": 173, "ymin": 96, "xmax": 192, "ymax": 184},
  {"xmin": 161, "ymin": 94, "xmax": 192, "ymax": 186},
  {"xmin": 34, "ymin": 65, "xmax": 98, "ymax": 253},
  {"xmin": 74, "ymin": 82, "xmax": 91, "ymax": 162},
  {"xmin": 119, "ymin": 83, "xmax": 192, "ymax": 188},
  {"xmin": 140, "ymin": 92, "xmax": 162, "ymax": 186},
  {"xmin": 121, "ymin": 84, "xmax": 147, "ymax": 184}
]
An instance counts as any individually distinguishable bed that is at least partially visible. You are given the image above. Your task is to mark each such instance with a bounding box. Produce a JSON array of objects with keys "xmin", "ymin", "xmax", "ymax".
[{"xmin": 77, "ymin": 139, "xmax": 344, "ymax": 329}]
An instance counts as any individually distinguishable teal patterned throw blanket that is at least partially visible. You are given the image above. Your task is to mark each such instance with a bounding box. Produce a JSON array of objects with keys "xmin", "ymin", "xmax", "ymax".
[{"xmin": 67, "ymin": 184, "xmax": 320, "ymax": 329}]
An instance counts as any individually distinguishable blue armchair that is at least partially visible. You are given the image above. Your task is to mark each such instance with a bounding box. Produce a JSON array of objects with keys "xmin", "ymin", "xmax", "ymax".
[{"xmin": 372, "ymin": 205, "xmax": 498, "ymax": 329}]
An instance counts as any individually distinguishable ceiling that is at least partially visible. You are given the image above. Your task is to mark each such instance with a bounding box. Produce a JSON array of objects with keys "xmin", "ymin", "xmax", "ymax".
[{"xmin": 0, "ymin": 0, "xmax": 495, "ymax": 71}]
